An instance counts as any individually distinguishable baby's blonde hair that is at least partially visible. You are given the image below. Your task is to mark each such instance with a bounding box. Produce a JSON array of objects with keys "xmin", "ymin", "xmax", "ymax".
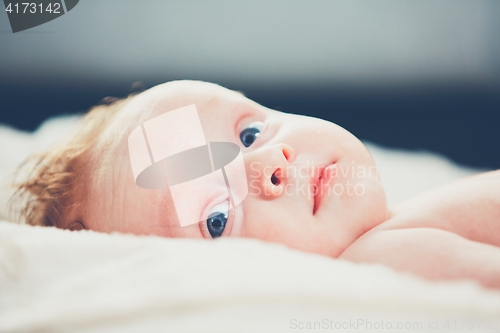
[{"xmin": 11, "ymin": 95, "xmax": 135, "ymax": 228}]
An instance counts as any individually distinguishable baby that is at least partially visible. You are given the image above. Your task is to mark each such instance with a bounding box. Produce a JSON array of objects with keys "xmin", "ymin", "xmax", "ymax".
[{"xmin": 14, "ymin": 80, "xmax": 500, "ymax": 289}]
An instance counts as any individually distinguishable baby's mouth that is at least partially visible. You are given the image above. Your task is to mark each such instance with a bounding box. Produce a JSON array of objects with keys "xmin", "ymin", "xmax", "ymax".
[{"xmin": 312, "ymin": 163, "xmax": 338, "ymax": 215}]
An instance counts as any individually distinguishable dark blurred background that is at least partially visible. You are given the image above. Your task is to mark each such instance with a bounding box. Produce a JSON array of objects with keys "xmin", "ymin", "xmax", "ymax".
[{"xmin": 1, "ymin": 0, "xmax": 499, "ymax": 168}]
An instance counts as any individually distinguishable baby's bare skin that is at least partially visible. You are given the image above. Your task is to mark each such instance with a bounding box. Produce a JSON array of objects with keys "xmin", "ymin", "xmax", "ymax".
[
  {"xmin": 340, "ymin": 170, "xmax": 500, "ymax": 289},
  {"xmin": 55, "ymin": 80, "xmax": 499, "ymax": 289}
]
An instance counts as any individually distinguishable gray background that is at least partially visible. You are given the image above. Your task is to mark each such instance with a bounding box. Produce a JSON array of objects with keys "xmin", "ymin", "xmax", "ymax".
[{"xmin": 1, "ymin": 0, "xmax": 499, "ymax": 167}]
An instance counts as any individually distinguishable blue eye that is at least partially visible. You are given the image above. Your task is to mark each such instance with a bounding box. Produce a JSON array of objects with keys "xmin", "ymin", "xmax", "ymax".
[
  {"xmin": 240, "ymin": 122, "xmax": 264, "ymax": 147},
  {"xmin": 206, "ymin": 202, "xmax": 229, "ymax": 238}
]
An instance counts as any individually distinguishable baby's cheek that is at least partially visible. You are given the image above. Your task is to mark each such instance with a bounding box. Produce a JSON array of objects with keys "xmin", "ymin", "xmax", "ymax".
[{"xmin": 240, "ymin": 204, "xmax": 288, "ymax": 241}]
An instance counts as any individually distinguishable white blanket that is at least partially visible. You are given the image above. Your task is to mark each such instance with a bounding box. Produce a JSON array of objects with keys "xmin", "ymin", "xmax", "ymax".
[{"xmin": 0, "ymin": 117, "xmax": 498, "ymax": 333}]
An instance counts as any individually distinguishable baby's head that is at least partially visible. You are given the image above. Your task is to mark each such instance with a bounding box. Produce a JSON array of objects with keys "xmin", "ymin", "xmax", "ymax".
[{"xmin": 15, "ymin": 80, "xmax": 387, "ymax": 258}]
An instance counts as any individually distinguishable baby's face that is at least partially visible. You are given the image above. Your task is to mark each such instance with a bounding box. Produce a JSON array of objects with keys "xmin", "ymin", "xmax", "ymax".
[{"xmin": 83, "ymin": 81, "xmax": 387, "ymax": 258}]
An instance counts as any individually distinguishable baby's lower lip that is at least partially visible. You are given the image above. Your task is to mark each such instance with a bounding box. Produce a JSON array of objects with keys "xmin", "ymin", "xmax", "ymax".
[{"xmin": 313, "ymin": 164, "xmax": 338, "ymax": 214}]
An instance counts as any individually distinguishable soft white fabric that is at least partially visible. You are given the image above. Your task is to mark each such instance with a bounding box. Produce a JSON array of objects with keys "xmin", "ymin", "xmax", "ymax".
[
  {"xmin": 1, "ymin": 221, "xmax": 500, "ymax": 333},
  {"xmin": 0, "ymin": 116, "xmax": 498, "ymax": 333}
]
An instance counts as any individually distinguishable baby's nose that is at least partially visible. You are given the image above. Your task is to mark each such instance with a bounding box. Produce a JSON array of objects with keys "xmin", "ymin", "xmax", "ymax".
[{"xmin": 245, "ymin": 144, "xmax": 296, "ymax": 199}]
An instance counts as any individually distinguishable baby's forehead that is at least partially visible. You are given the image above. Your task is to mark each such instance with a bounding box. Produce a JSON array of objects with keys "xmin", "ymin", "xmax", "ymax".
[
  {"xmin": 122, "ymin": 82, "xmax": 243, "ymax": 127},
  {"xmin": 100, "ymin": 82, "xmax": 247, "ymax": 156}
]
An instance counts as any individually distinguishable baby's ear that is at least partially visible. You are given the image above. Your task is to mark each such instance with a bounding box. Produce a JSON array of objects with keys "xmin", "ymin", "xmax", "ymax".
[{"xmin": 66, "ymin": 220, "xmax": 86, "ymax": 231}]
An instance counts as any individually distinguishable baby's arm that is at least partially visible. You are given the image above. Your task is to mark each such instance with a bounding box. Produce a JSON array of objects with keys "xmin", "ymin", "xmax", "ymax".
[
  {"xmin": 385, "ymin": 170, "xmax": 500, "ymax": 247},
  {"xmin": 339, "ymin": 227, "xmax": 500, "ymax": 289}
]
